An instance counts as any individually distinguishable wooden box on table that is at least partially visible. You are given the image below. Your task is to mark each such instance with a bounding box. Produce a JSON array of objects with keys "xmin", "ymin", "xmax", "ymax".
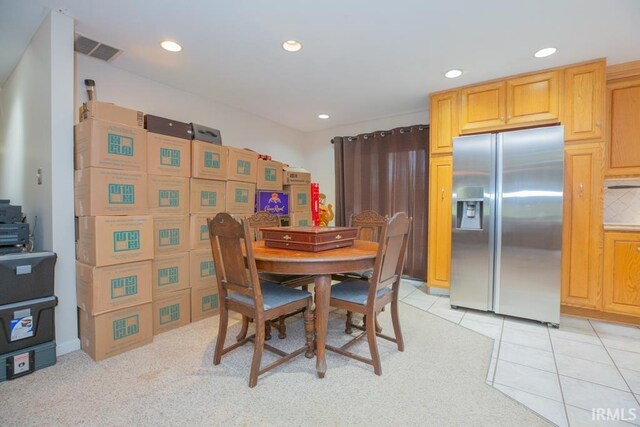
[{"xmin": 261, "ymin": 226, "xmax": 358, "ymax": 252}]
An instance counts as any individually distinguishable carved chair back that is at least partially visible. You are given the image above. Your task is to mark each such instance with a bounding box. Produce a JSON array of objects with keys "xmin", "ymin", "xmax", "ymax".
[
  {"xmin": 246, "ymin": 211, "xmax": 280, "ymax": 242},
  {"xmin": 350, "ymin": 210, "xmax": 387, "ymax": 242},
  {"xmin": 368, "ymin": 212, "xmax": 412, "ymax": 296}
]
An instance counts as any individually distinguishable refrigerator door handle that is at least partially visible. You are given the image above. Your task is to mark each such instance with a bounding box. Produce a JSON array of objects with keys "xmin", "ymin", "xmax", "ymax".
[{"xmin": 494, "ymin": 134, "xmax": 503, "ymax": 313}]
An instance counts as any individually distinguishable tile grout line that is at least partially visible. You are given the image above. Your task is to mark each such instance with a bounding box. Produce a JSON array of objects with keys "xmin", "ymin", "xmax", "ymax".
[
  {"xmin": 489, "ymin": 317, "xmax": 506, "ymax": 385},
  {"xmin": 588, "ymin": 318, "xmax": 640, "ymax": 407},
  {"xmin": 547, "ymin": 322, "xmax": 571, "ymax": 427}
]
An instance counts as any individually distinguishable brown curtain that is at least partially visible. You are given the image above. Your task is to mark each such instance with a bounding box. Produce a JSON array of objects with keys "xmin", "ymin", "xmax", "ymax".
[{"xmin": 333, "ymin": 125, "xmax": 429, "ymax": 280}]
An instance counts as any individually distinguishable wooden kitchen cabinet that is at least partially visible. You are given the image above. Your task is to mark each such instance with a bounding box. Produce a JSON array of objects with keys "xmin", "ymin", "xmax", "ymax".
[
  {"xmin": 429, "ymin": 91, "xmax": 459, "ymax": 155},
  {"xmin": 459, "ymin": 81, "xmax": 506, "ymax": 133},
  {"xmin": 607, "ymin": 76, "xmax": 640, "ymax": 176},
  {"xmin": 603, "ymin": 231, "xmax": 640, "ymax": 317},
  {"xmin": 506, "ymin": 71, "xmax": 560, "ymax": 126},
  {"xmin": 563, "ymin": 60, "xmax": 605, "ymax": 142},
  {"xmin": 427, "ymin": 156, "xmax": 453, "ymax": 289},
  {"xmin": 561, "ymin": 144, "xmax": 603, "ymax": 309}
]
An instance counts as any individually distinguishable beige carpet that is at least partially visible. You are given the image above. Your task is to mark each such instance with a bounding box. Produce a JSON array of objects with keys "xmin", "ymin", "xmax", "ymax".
[{"xmin": 0, "ymin": 303, "xmax": 548, "ymax": 426}]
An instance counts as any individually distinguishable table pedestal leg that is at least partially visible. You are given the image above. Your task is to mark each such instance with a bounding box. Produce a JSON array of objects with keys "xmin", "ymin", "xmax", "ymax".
[{"xmin": 314, "ymin": 274, "xmax": 331, "ymax": 378}]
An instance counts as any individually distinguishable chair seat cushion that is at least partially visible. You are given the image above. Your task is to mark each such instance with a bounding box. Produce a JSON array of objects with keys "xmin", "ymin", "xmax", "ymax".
[
  {"xmin": 229, "ymin": 282, "xmax": 311, "ymax": 310},
  {"xmin": 330, "ymin": 278, "xmax": 392, "ymax": 306},
  {"xmin": 258, "ymin": 272, "xmax": 313, "ymax": 287}
]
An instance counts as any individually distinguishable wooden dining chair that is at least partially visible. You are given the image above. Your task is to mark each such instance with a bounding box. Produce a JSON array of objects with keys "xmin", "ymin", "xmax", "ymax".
[
  {"xmin": 208, "ymin": 213, "xmax": 315, "ymax": 388},
  {"xmin": 326, "ymin": 212, "xmax": 412, "ymax": 376},
  {"xmin": 232, "ymin": 211, "xmax": 315, "ymax": 341},
  {"xmin": 333, "ymin": 210, "xmax": 387, "ymax": 334}
]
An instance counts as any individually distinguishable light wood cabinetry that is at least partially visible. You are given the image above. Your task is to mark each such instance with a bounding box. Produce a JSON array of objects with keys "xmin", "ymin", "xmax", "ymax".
[
  {"xmin": 427, "ymin": 156, "xmax": 452, "ymax": 289},
  {"xmin": 563, "ymin": 61, "xmax": 605, "ymax": 142},
  {"xmin": 561, "ymin": 144, "xmax": 603, "ymax": 309},
  {"xmin": 429, "ymin": 91, "xmax": 459, "ymax": 155},
  {"xmin": 460, "ymin": 82, "xmax": 506, "ymax": 133},
  {"xmin": 607, "ymin": 76, "xmax": 640, "ymax": 176},
  {"xmin": 603, "ymin": 231, "xmax": 640, "ymax": 317},
  {"xmin": 506, "ymin": 71, "xmax": 560, "ymax": 126}
]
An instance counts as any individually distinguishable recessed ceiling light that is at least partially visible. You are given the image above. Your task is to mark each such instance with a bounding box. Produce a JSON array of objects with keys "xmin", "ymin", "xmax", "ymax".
[
  {"xmin": 318, "ymin": 114, "xmax": 330, "ymax": 119},
  {"xmin": 445, "ymin": 69, "xmax": 463, "ymax": 79},
  {"xmin": 282, "ymin": 40, "xmax": 303, "ymax": 52},
  {"xmin": 534, "ymin": 47, "xmax": 557, "ymax": 58},
  {"xmin": 161, "ymin": 40, "xmax": 182, "ymax": 52}
]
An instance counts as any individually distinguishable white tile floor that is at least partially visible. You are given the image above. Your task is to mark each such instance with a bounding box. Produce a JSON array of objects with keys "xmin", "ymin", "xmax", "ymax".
[{"xmin": 398, "ymin": 280, "xmax": 640, "ymax": 427}]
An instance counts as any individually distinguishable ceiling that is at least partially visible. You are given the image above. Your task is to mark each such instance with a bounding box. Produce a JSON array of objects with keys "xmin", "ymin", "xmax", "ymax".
[{"xmin": 2, "ymin": 0, "xmax": 640, "ymax": 132}]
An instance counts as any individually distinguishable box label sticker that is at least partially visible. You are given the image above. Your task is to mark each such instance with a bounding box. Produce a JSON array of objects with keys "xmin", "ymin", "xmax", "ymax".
[
  {"xmin": 12, "ymin": 352, "xmax": 31, "ymax": 375},
  {"xmin": 159, "ymin": 303, "xmax": 180, "ymax": 325},
  {"xmin": 158, "ymin": 266, "xmax": 179, "ymax": 286},
  {"xmin": 107, "ymin": 133, "xmax": 134, "ymax": 156},
  {"xmin": 298, "ymin": 219, "xmax": 309, "ymax": 226},
  {"xmin": 297, "ymin": 193, "xmax": 307, "ymax": 206},
  {"xmin": 10, "ymin": 316, "xmax": 34, "ymax": 341},
  {"xmin": 201, "ymin": 293, "xmax": 219, "ymax": 312},
  {"xmin": 200, "ymin": 191, "xmax": 217, "ymax": 207},
  {"xmin": 113, "ymin": 230, "xmax": 140, "ymax": 252},
  {"xmin": 200, "ymin": 224, "xmax": 209, "ymax": 241},
  {"xmin": 113, "ymin": 314, "xmax": 139, "ymax": 340},
  {"xmin": 264, "ymin": 167, "xmax": 277, "ymax": 182},
  {"xmin": 236, "ymin": 160, "xmax": 251, "ymax": 175},
  {"xmin": 160, "ymin": 148, "xmax": 181, "ymax": 167},
  {"xmin": 159, "ymin": 228, "xmax": 180, "ymax": 247},
  {"xmin": 158, "ymin": 190, "xmax": 179, "ymax": 207},
  {"xmin": 235, "ymin": 188, "xmax": 249, "ymax": 203},
  {"xmin": 200, "ymin": 260, "xmax": 215, "ymax": 278},
  {"xmin": 111, "ymin": 275, "xmax": 138, "ymax": 299},
  {"xmin": 108, "ymin": 184, "xmax": 135, "ymax": 205},
  {"xmin": 204, "ymin": 152, "xmax": 220, "ymax": 169}
]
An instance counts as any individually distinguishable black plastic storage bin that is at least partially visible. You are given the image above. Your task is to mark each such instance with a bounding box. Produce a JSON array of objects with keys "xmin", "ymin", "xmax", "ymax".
[
  {"xmin": 0, "ymin": 252, "xmax": 56, "ymax": 305},
  {"xmin": 0, "ymin": 296, "xmax": 57, "ymax": 354},
  {"xmin": 1, "ymin": 341, "xmax": 56, "ymax": 381}
]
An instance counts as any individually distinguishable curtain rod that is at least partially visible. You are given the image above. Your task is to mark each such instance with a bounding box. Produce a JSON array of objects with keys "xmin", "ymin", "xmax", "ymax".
[{"xmin": 330, "ymin": 124, "xmax": 428, "ymax": 143}]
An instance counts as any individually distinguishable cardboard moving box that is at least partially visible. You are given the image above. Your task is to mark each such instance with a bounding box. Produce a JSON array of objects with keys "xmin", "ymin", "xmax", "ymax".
[
  {"xmin": 77, "ymin": 216, "xmax": 154, "ymax": 267},
  {"xmin": 191, "ymin": 141, "xmax": 228, "ymax": 180},
  {"xmin": 257, "ymin": 159, "xmax": 283, "ymax": 191},
  {"xmin": 227, "ymin": 147, "xmax": 258, "ymax": 183},
  {"xmin": 79, "ymin": 302, "xmax": 153, "ymax": 361},
  {"xmin": 189, "ymin": 214, "xmax": 211, "ymax": 250},
  {"xmin": 76, "ymin": 260, "xmax": 152, "ymax": 315},
  {"xmin": 289, "ymin": 212, "xmax": 314, "ymax": 226},
  {"xmin": 190, "ymin": 179, "xmax": 226, "ymax": 214},
  {"xmin": 147, "ymin": 132, "xmax": 191, "ymax": 177},
  {"xmin": 152, "ymin": 252, "xmax": 190, "ymax": 296},
  {"xmin": 153, "ymin": 215, "xmax": 189, "ymax": 255},
  {"xmin": 75, "ymin": 118, "xmax": 147, "ymax": 171},
  {"xmin": 191, "ymin": 287, "xmax": 219, "ymax": 322},
  {"xmin": 284, "ymin": 184, "xmax": 311, "ymax": 213},
  {"xmin": 226, "ymin": 181, "xmax": 256, "ymax": 213},
  {"xmin": 147, "ymin": 175, "xmax": 189, "ymax": 215},
  {"xmin": 152, "ymin": 289, "xmax": 191, "ymax": 335},
  {"xmin": 75, "ymin": 168, "xmax": 147, "ymax": 216},
  {"xmin": 79, "ymin": 101, "xmax": 143, "ymax": 128},
  {"xmin": 283, "ymin": 167, "xmax": 311, "ymax": 185},
  {"xmin": 189, "ymin": 248, "xmax": 216, "ymax": 289}
]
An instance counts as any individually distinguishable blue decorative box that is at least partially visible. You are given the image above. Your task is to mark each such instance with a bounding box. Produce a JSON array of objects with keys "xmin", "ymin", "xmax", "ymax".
[{"xmin": 256, "ymin": 191, "xmax": 289, "ymax": 215}]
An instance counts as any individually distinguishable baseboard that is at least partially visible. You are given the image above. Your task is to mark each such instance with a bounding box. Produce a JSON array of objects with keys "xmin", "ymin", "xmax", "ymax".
[
  {"xmin": 56, "ymin": 338, "xmax": 81, "ymax": 355},
  {"xmin": 427, "ymin": 286, "xmax": 450, "ymax": 296},
  {"xmin": 561, "ymin": 305, "xmax": 640, "ymax": 326}
]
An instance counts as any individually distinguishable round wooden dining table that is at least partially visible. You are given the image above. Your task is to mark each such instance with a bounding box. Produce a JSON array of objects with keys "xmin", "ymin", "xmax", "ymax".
[{"xmin": 251, "ymin": 239, "xmax": 378, "ymax": 378}]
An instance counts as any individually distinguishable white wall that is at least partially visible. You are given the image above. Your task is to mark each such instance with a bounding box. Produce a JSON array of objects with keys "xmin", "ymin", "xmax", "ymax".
[
  {"xmin": 302, "ymin": 110, "xmax": 429, "ymax": 221},
  {"xmin": 75, "ymin": 55, "xmax": 307, "ymax": 165},
  {"xmin": 0, "ymin": 11, "xmax": 78, "ymax": 355}
]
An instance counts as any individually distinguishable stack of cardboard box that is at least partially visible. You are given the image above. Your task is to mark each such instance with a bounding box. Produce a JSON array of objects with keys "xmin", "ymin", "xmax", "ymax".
[
  {"xmin": 74, "ymin": 102, "xmax": 154, "ymax": 361},
  {"xmin": 145, "ymin": 116, "xmax": 192, "ymax": 336},
  {"xmin": 283, "ymin": 168, "xmax": 313, "ymax": 226}
]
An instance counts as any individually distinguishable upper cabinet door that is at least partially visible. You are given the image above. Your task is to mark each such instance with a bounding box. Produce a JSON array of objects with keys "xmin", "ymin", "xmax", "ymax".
[
  {"xmin": 607, "ymin": 77, "xmax": 640, "ymax": 176},
  {"xmin": 506, "ymin": 71, "xmax": 560, "ymax": 126},
  {"xmin": 563, "ymin": 61, "xmax": 605, "ymax": 142},
  {"xmin": 460, "ymin": 82, "xmax": 506, "ymax": 133},
  {"xmin": 429, "ymin": 91, "xmax": 459, "ymax": 155}
]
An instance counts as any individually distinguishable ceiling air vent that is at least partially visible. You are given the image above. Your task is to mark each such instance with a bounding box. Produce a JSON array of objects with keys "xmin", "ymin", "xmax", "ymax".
[{"xmin": 74, "ymin": 34, "xmax": 122, "ymax": 62}]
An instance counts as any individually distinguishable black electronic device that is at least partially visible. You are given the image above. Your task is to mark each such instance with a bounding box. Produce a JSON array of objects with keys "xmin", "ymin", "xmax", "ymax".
[
  {"xmin": 0, "ymin": 223, "xmax": 29, "ymax": 247},
  {"xmin": 0, "ymin": 200, "xmax": 22, "ymax": 224},
  {"xmin": 191, "ymin": 123, "xmax": 222, "ymax": 145}
]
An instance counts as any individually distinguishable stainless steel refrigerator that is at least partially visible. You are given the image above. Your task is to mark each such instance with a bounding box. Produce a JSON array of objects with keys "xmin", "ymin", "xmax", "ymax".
[{"xmin": 450, "ymin": 125, "xmax": 564, "ymax": 325}]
